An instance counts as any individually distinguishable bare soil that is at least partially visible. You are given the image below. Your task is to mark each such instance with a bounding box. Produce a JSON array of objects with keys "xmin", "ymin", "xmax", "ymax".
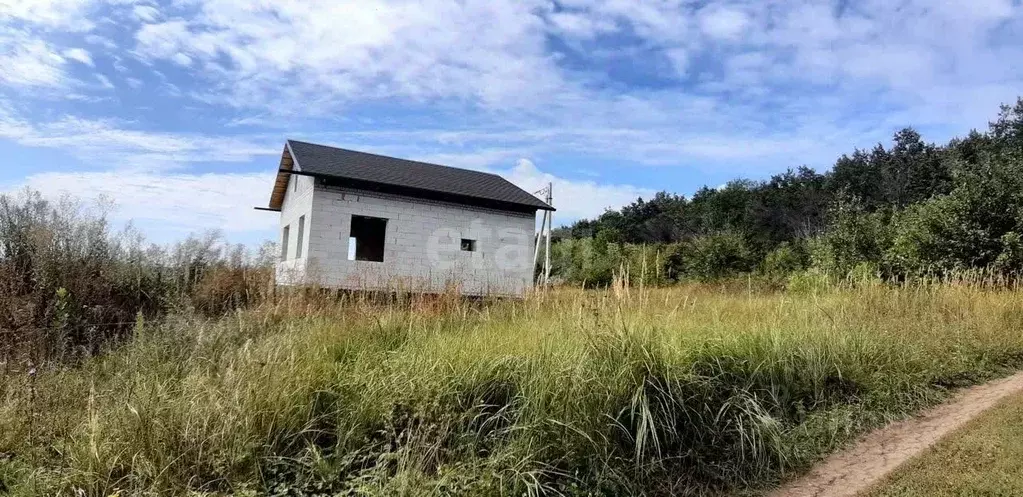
[{"xmin": 768, "ymin": 370, "xmax": 1023, "ymax": 497}]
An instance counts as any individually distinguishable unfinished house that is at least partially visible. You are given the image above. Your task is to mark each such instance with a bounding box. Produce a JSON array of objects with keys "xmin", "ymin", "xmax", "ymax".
[{"xmin": 258, "ymin": 140, "xmax": 555, "ymax": 297}]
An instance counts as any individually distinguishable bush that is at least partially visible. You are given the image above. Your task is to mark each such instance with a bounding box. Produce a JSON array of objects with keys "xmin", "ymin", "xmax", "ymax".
[
  {"xmin": 885, "ymin": 193, "xmax": 977, "ymax": 276},
  {"xmin": 621, "ymin": 244, "xmax": 671, "ymax": 286},
  {"xmin": 0, "ymin": 189, "xmax": 275, "ymax": 363},
  {"xmin": 809, "ymin": 199, "xmax": 892, "ymax": 276},
  {"xmin": 885, "ymin": 155, "xmax": 1023, "ymax": 278},
  {"xmin": 679, "ymin": 232, "xmax": 757, "ymax": 281},
  {"xmin": 786, "ymin": 269, "xmax": 832, "ymax": 294},
  {"xmin": 549, "ymin": 237, "xmax": 613, "ymax": 287},
  {"xmin": 191, "ymin": 265, "xmax": 272, "ymax": 314},
  {"xmin": 761, "ymin": 241, "xmax": 809, "ymax": 278},
  {"xmin": 0, "ymin": 191, "xmax": 163, "ymax": 360},
  {"xmin": 994, "ymin": 231, "xmax": 1023, "ymax": 274}
]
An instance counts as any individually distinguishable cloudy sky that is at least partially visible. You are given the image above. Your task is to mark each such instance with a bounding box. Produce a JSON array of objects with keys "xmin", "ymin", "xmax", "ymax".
[{"xmin": 1, "ymin": 0, "xmax": 1021, "ymax": 245}]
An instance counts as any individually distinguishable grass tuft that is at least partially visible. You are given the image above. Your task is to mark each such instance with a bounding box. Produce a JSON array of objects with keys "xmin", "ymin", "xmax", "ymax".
[{"xmin": 4, "ymin": 281, "xmax": 1023, "ymax": 495}]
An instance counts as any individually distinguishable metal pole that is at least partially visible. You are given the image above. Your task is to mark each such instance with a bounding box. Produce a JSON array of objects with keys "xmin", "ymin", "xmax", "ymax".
[
  {"xmin": 531, "ymin": 217, "xmax": 543, "ymax": 284},
  {"xmin": 544, "ymin": 182, "xmax": 553, "ymax": 284}
]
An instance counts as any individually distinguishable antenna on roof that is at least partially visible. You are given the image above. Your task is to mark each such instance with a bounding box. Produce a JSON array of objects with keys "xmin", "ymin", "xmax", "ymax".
[{"xmin": 532, "ymin": 182, "xmax": 553, "ymax": 287}]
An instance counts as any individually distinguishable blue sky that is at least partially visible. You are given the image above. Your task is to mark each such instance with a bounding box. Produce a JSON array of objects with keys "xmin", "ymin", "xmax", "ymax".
[{"xmin": 2, "ymin": 0, "xmax": 1022, "ymax": 246}]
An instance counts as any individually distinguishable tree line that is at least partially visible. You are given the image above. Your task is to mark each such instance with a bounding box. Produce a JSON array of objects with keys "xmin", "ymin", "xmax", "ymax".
[{"xmin": 549, "ymin": 98, "xmax": 1023, "ymax": 286}]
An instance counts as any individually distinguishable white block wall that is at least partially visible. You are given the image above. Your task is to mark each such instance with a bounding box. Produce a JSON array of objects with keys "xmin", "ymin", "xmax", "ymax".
[
  {"xmin": 275, "ymin": 174, "xmax": 314, "ymax": 285},
  {"xmin": 276, "ymin": 180, "xmax": 537, "ymax": 296}
]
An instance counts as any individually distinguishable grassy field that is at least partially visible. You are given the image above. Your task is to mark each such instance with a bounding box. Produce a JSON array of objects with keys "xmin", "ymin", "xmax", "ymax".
[
  {"xmin": 866, "ymin": 391, "xmax": 1023, "ymax": 497},
  {"xmin": 3, "ymin": 280, "xmax": 1023, "ymax": 496}
]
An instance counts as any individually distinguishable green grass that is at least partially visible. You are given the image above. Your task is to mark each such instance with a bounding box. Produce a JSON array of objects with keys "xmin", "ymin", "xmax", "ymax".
[
  {"xmin": 866, "ymin": 391, "xmax": 1023, "ymax": 497},
  {"xmin": 4, "ymin": 281, "xmax": 1023, "ymax": 496}
]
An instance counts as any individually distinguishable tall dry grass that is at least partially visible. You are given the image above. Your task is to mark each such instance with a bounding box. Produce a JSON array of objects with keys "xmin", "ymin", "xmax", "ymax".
[
  {"xmin": 3, "ymin": 279, "xmax": 1023, "ymax": 496},
  {"xmin": 0, "ymin": 190, "xmax": 275, "ymax": 365}
]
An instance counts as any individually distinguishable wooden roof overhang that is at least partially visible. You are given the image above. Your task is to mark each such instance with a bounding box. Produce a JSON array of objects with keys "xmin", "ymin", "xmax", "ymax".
[{"xmin": 258, "ymin": 143, "xmax": 297, "ymax": 212}]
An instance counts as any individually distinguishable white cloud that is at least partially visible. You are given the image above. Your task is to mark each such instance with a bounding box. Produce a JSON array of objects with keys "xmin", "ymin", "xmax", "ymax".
[
  {"xmin": 755, "ymin": 0, "xmax": 1022, "ymax": 93},
  {"xmin": 4, "ymin": 159, "xmax": 648, "ymax": 240},
  {"xmin": 95, "ymin": 73, "xmax": 114, "ymax": 89},
  {"xmin": 502, "ymin": 159, "xmax": 655, "ymax": 222},
  {"xmin": 63, "ymin": 47, "xmax": 93, "ymax": 66},
  {"xmin": 134, "ymin": 20, "xmax": 191, "ymax": 57},
  {"xmin": 0, "ymin": 0, "xmax": 97, "ymax": 31},
  {"xmin": 132, "ymin": 4, "xmax": 160, "ymax": 22},
  {"xmin": 84, "ymin": 34, "xmax": 118, "ymax": 49},
  {"xmin": 318, "ymin": 117, "xmax": 838, "ymax": 171},
  {"xmin": 664, "ymin": 48, "xmax": 690, "ymax": 77},
  {"xmin": 2, "ymin": 0, "xmax": 1023, "ymax": 242},
  {"xmin": 133, "ymin": 0, "xmax": 564, "ymax": 110},
  {"xmin": 14, "ymin": 170, "xmax": 278, "ymax": 237},
  {"xmin": 114, "ymin": 0, "xmax": 1023, "ymax": 158},
  {"xmin": 0, "ymin": 37, "xmax": 67, "ymax": 88},
  {"xmin": 0, "ymin": 0, "xmax": 102, "ymax": 92},
  {"xmin": 697, "ymin": 6, "xmax": 750, "ymax": 41},
  {"xmin": 546, "ymin": 11, "xmax": 616, "ymax": 40},
  {"xmin": 170, "ymin": 52, "xmax": 192, "ymax": 66},
  {"xmin": 573, "ymin": 1, "xmax": 694, "ymax": 45},
  {"xmin": 0, "ymin": 112, "xmax": 277, "ymax": 170}
]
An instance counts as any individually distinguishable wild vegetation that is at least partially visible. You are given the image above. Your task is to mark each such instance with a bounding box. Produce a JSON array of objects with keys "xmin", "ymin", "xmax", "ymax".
[
  {"xmin": 0, "ymin": 191, "xmax": 274, "ymax": 364},
  {"xmin": 4, "ymin": 279, "xmax": 1023, "ymax": 496},
  {"xmin": 3, "ymin": 99, "xmax": 1023, "ymax": 495},
  {"xmin": 551, "ymin": 98, "xmax": 1023, "ymax": 286}
]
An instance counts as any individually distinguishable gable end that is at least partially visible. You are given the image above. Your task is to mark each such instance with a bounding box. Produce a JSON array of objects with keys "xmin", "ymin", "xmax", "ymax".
[{"xmin": 267, "ymin": 143, "xmax": 298, "ymax": 211}]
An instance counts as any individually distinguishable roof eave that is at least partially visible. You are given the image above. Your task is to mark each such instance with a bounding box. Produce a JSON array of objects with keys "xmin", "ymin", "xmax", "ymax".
[
  {"xmin": 271, "ymin": 139, "xmax": 555, "ymax": 212},
  {"xmin": 289, "ymin": 169, "xmax": 553, "ymax": 213}
]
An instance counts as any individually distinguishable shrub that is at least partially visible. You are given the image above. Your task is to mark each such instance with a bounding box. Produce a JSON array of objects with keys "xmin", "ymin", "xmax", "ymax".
[
  {"xmin": 885, "ymin": 154, "xmax": 1023, "ymax": 278},
  {"xmin": 549, "ymin": 237, "xmax": 618, "ymax": 288},
  {"xmin": 761, "ymin": 241, "xmax": 809, "ymax": 278},
  {"xmin": 994, "ymin": 231, "xmax": 1023, "ymax": 275},
  {"xmin": 786, "ymin": 269, "xmax": 832, "ymax": 294},
  {"xmin": 621, "ymin": 244, "xmax": 671, "ymax": 286},
  {"xmin": 679, "ymin": 232, "xmax": 756, "ymax": 281},
  {"xmin": 191, "ymin": 265, "xmax": 272, "ymax": 314},
  {"xmin": 0, "ymin": 190, "xmax": 275, "ymax": 363},
  {"xmin": 0, "ymin": 191, "xmax": 164, "ymax": 361},
  {"xmin": 809, "ymin": 199, "xmax": 892, "ymax": 276}
]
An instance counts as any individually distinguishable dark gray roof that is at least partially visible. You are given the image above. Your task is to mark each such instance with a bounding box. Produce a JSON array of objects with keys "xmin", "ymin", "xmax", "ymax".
[{"xmin": 285, "ymin": 140, "xmax": 553, "ymax": 212}]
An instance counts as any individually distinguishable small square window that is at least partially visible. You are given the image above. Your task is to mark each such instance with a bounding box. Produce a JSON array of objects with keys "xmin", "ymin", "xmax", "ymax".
[{"xmin": 460, "ymin": 239, "xmax": 476, "ymax": 252}]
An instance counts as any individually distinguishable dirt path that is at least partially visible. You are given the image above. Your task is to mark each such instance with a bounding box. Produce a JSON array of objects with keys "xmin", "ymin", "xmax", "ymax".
[{"xmin": 768, "ymin": 370, "xmax": 1023, "ymax": 497}]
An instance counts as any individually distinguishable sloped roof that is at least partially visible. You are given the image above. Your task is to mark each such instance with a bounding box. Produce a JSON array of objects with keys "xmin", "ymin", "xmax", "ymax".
[{"xmin": 265, "ymin": 140, "xmax": 553, "ymax": 213}]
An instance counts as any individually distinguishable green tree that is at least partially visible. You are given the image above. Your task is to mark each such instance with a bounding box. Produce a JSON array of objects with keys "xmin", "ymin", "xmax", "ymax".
[
  {"xmin": 809, "ymin": 198, "xmax": 892, "ymax": 276},
  {"xmin": 887, "ymin": 154, "xmax": 1023, "ymax": 276},
  {"xmin": 679, "ymin": 232, "xmax": 756, "ymax": 281}
]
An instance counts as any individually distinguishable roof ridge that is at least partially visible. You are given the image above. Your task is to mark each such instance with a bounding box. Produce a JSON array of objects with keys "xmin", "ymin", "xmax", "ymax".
[
  {"xmin": 285, "ymin": 139, "xmax": 506, "ymax": 180},
  {"xmin": 280, "ymin": 139, "xmax": 554, "ymax": 212}
]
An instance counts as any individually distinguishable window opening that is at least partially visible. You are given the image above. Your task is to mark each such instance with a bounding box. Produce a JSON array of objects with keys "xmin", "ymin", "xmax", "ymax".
[{"xmin": 348, "ymin": 215, "xmax": 387, "ymax": 262}]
